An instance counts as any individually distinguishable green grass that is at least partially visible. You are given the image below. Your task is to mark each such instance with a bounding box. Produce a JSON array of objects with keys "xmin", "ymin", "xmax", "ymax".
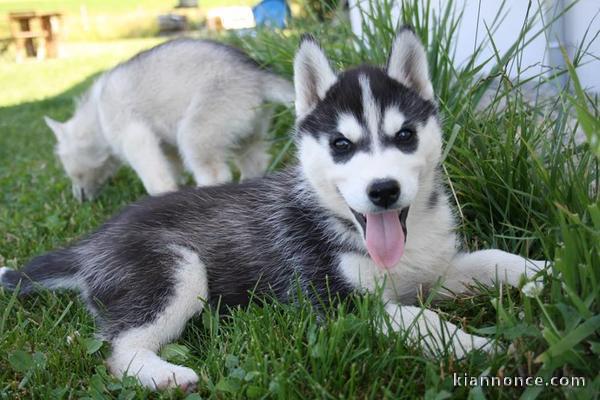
[
  {"xmin": 1, "ymin": 0, "xmax": 599, "ymax": 398},
  {"xmin": 0, "ymin": 39, "xmax": 165, "ymax": 106}
]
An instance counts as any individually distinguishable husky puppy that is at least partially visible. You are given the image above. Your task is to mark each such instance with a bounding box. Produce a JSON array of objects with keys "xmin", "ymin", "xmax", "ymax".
[
  {"xmin": 1, "ymin": 28, "xmax": 547, "ymax": 391},
  {"xmin": 44, "ymin": 38, "xmax": 294, "ymax": 201}
]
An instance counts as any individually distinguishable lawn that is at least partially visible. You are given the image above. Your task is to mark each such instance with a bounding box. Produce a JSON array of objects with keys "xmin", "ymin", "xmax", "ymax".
[{"xmin": 1, "ymin": 1, "xmax": 599, "ymax": 399}]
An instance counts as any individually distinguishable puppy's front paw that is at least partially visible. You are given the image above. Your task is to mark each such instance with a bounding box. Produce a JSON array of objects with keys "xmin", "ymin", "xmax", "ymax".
[
  {"xmin": 503, "ymin": 258, "xmax": 549, "ymax": 288},
  {"xmin": 149, "ymin": 364, "xmax": 199, "ymax": 392},
  {"xmin": 449, "ymin": 332, "xmax": 493, "ymax": 359},
  {"xmin": 418, "ymin": 327, "xmax": 494, "ymax": 359},
  {"xmin": 525, "ymin": 259, "xmax": 550, "ymax": 276}
]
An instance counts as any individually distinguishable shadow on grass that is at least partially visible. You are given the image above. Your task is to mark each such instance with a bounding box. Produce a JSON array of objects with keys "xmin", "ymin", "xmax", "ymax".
[{"xmin": 0, "ymin": 73, "xmax": 145, "ymax": 260}]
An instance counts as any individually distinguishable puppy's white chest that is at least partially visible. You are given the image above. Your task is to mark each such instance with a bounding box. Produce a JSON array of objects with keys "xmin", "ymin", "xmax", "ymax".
[
  {"xmin": 337, "ymin": 246, "xmax": 454, "ymax": 303},
  {"xmin": 337, "ymin": 253, "xmax": 408, "ymax": 301}
]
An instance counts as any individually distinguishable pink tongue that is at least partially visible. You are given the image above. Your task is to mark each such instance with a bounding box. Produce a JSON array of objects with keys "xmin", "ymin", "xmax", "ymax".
[{"xmin": 365, "ymin": 211, "xmax": 405, "ymax": 269}]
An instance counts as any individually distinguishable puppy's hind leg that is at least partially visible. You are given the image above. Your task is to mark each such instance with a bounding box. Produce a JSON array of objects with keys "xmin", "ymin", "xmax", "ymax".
[
  {"xmin": 119, "ymin": 121, "xmax": 178, "ymax": 195},
  {"xmin": 234, "ymin": 106, "xmax": 274, "ymax": 181},
  {"xmin": 107, "ymin": 248, "xmax": 208, "ymax": 391},
  {"xmin": 177, "ymin": 110, "xmax": 234, "ymax": 186}
]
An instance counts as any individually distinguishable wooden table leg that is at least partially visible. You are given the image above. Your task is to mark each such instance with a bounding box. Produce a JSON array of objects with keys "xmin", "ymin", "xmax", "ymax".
[
  {"xmin": 17, "ymin": 18, "xmax": 36, "ymax": 57},
  {"xmin": 40, "ymin": 15, "xmax": 60, "ymax": 58},
  {"xmin": 14, "ymin": 36, "xmax": 25, "ymax": 62}
]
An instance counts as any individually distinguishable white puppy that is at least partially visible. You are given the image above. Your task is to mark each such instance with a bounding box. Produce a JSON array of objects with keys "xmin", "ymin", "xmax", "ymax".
[{"xmin": 45, "ymin": 38, "xmax": 294, "ymax": 201}]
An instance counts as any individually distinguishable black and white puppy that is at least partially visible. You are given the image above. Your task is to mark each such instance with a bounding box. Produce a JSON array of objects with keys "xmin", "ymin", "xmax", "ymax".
[{"xmin": 1, "ymin": 28, "xmax": 546, "ymax": 391}]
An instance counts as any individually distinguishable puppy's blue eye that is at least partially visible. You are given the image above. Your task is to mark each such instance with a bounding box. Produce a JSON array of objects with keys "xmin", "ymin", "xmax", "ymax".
[
  {"xmin": 395, "ymin": 128, "xmax": 415, "ymax": 143},
  {"xmin": 331, "ymin": 137, "xmax": 353, "ymax": 153}
]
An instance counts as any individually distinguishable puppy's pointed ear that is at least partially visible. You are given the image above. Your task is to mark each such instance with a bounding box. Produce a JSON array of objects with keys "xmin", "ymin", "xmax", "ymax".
[
  {"xmin": 44, "ymin": 116, "xmax": 66, "ymax": 142},
  {"xmin": 387, "ymin": 27, "xmax": 434, "ymax": 101},
  {"xmin": 294, "ymin": 34, "xmax": 337, "ymax": 119}
]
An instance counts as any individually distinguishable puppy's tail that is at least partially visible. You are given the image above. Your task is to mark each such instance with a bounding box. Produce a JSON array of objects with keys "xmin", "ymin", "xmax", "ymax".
[
  {"xmin": 0, "ymin": 248, "xmax": 80, "ymax": 295},
  {"xmin": 262, "ymin": 73, "xmax": 295, "ymax": 104}
]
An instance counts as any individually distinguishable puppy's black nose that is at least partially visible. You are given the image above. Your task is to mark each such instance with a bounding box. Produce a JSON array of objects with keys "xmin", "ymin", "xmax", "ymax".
[{"xmin": 368, "ymin": 179, "xmax": 400, "ymax": 208}]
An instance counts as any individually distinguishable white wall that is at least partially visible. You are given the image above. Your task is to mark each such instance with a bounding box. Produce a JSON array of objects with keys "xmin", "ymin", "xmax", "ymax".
[
  {"xmin": 348, "ymin": 0, "xmax": 600, "ymax": 91},
  {"xmin": 562, "ymin": 0, "xmax": 600, "ymax": 91}
]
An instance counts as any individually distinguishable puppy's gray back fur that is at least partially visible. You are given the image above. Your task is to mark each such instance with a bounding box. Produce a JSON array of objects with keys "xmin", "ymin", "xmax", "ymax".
[
  {"xmin": 3, "ymin": 170, "xmax": 355, "ymax": 339},
  {"xmin": 48, "ymin": 38, "xmax": 294, "ymax": 200},
  {"xmin": 98, "ymin": 38, "xmax": 293, "ymax": 140}
]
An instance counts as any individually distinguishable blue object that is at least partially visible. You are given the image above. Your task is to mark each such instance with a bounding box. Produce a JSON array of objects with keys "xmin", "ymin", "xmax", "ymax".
[{"xmin": 253, "ymin": 0, "xmax": 290, "ymax": 28}]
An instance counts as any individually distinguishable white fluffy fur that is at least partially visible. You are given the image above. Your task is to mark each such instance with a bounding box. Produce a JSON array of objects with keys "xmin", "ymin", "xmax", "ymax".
[
  {"xmin": 359, "ymin": 76, "xmax": 380, "ymax": 142},
  {"xmin": 382, "ymin": 107, "xmax": 406, "ymax": 138},
  {"xmin": 45, "ymin": 40, "xmax": 294, "ymax": 201},
  {"xmin": 295, "ymin": 30, "xmax": 548, "ymax": 357},
  {"xmin": 383, "ymin": 303, "xmax": 492, "ymax": 357},
  {"xmin": 337, "ymin": 113, "xmax": 364, "ymax": 143},
  {"xmin": 107, "ymin": 247, "xmax": 207, "ymax": 391},
  {"xmin": 387, "ymin": 29, "xmax": 434, "ymax": 100},
  {"xmin": 293, "ymin": 38, "xmax": 337, "ymax": 118}
]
